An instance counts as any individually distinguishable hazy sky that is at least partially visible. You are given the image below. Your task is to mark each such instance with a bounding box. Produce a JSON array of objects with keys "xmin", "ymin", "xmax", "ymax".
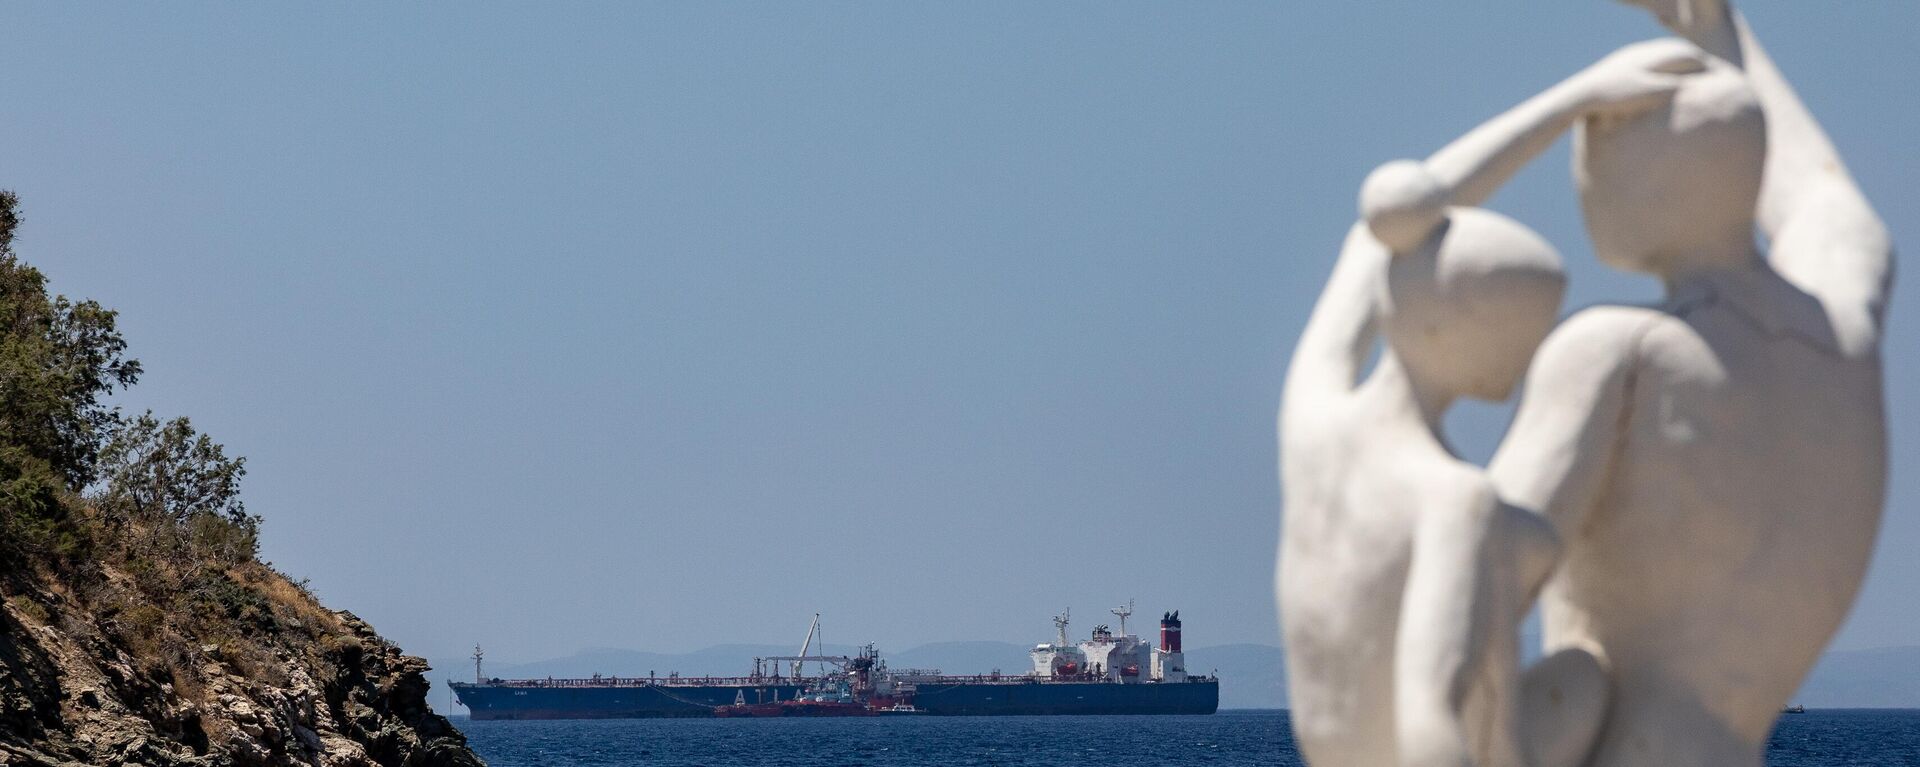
[{"xmin": 2, "ymin": 2, "xmax": 1914, "ymax": 665}]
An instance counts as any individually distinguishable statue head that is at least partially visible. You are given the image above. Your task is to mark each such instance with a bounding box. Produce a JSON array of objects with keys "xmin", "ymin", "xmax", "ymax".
[
  {"xmin": 1359, "ymin": 162, "xmax": 1566, "ymax": 403},
  {"xmin": 1376, "ymin": 207, "xmax": 1567, "ymax": 403},
  {"xmin": 1574, "ymin": 56, "xmax": 1764, "ymax": 277}
]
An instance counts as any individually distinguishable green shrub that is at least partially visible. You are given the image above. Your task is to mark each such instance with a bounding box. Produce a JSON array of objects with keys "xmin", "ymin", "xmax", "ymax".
[{"xmin": 188, "ymin": 570, "xmax": 275, "ymax": 633}]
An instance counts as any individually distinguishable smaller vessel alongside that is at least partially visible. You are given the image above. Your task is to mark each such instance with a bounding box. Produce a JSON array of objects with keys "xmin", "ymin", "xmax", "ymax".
[{"xmin": 711, "ymin": 649, "xmax": 921, "ymax": 717}]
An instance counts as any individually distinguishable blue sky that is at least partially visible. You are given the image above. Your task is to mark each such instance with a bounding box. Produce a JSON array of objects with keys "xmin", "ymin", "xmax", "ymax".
[{"xmin": 2, "ymin": 2, "xmax": 1914, "ymax": 664}]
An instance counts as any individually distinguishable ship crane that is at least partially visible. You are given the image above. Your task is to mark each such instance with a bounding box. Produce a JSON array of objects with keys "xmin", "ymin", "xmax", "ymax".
[{"xmin": 790, "ymin": 613, "xmax": 834, "ymax": 679}]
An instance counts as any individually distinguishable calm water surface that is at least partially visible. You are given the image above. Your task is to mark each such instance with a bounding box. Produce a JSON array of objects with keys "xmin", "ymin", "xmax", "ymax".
[{"xmin": 457, "ymin": 709, "xmax": 1920, "ymax": 766}]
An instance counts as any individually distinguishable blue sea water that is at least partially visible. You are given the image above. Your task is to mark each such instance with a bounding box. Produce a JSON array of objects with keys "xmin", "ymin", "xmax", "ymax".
[{"xmin": 457, "ymin": 709, "xmax": 1920, "ymax": 766}]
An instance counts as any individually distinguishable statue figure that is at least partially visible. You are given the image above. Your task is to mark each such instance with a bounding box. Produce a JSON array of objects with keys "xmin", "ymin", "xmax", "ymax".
[
  {"xmin": 1488, "ymin": 1, "xmax": 1893, "ymax": 764},
  {"xmin": 1279, "ymin": 43, "xmax": 1702, "ymax": 767},
  {"xmin": 1281, "ymin": 0, "xmax": 1893, "ymax": 764}
]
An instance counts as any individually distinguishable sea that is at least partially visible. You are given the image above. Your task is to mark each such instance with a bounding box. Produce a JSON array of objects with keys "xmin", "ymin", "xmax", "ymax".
[{"xmin": 456, "ymin": 709, "xmax": 1920, "ymax": 766}]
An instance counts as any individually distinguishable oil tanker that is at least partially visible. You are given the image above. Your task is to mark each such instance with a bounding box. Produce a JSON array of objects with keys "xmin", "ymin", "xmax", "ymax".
[{"xmin": 451, "ymin": 605, "xmax": 1218, "ymax": 719}]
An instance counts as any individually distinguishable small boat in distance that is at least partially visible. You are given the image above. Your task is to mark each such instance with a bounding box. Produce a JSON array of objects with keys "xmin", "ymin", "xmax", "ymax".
[{"xmin": 1782, "ymin": 704, "xmax": 1807, "ymax": 714}]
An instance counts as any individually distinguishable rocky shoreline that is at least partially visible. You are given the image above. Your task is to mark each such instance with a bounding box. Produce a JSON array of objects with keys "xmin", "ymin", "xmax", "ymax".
[{"xmin": 1, "ymin": 575, "xmax": 482, "ymax": 767}]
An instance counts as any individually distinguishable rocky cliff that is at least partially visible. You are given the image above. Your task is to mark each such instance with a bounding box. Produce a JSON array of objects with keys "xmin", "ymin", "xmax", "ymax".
[{"xmin": 0, "ymin": 561, "xmax": 481, "ymax": 767}]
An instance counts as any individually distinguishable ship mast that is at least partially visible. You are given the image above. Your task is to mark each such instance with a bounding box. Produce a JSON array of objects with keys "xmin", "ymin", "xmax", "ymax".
[
  {"xmin": 1111, "ymin": 599, "xmax": 1134, "ymax": 637},
  {"xmin": 1053, "ymin": 608, "xmax": 1071, "ymax": 647},
  {"xmin": 472, "ymin": 645, "xmax": 484, "ymax": 684}
]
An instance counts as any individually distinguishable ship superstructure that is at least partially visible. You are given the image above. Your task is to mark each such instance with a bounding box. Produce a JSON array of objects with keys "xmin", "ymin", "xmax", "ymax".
[
  {"xmin": 1028, "ymin": 602, "xmax": 1168, "ymax": 683},
  {"xmin": 452, "ymin": 604, "xmax": 1218, "ymax": 719}
]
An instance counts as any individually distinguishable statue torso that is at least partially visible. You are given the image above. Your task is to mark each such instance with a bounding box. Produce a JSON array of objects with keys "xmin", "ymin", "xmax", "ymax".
[{"xmin": 1549, "ymin": 288, "xmax": 1887, "ymax": 764}]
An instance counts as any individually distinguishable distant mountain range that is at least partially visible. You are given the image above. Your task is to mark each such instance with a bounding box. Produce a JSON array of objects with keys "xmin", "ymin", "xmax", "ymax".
[{"xmin": 428, "ymin": 642, "xmax": 1920, "ymax": 711}]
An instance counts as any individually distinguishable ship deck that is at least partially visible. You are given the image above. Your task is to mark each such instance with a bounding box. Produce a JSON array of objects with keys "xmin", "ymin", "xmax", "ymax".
[
  {"xmin": 456, "ymin": 673, "xmax": 1217, "ymax": 689},
  {"xmin": 457, "ymin": 675, "xmax": 790, "ymax": 688}
]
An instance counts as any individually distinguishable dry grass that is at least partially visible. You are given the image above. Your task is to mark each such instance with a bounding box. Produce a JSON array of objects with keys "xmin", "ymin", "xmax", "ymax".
[
  {"xmin": 235, "ymin": 564, "xmax": 345, "ymax": 636},
  {"xmin": 8, "ymin": 497, "xmax": 369, "ymax": 734}
]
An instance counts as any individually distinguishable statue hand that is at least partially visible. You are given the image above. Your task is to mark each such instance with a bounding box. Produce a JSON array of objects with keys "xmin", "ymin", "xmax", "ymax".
[
  {"xmin": 1617, "ymin": 0, "xmax": 1730, "ymax": 39},
  {"xmin": 1567, "ymin": 38, "xmax": 1706, "ymax": 118}
]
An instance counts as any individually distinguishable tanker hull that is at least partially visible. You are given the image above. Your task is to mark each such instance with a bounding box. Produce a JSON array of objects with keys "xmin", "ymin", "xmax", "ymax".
[
  {"xmin": 910, "ymin": 679, "xmax": 1218, "ymax": 716},
  {"xmin": 453, "ymin": 682, "xmax": 806, "ymax": 720},
  {"xmin": 453, "ymin": 678, "xmax": 1218, "ymax": 719}
]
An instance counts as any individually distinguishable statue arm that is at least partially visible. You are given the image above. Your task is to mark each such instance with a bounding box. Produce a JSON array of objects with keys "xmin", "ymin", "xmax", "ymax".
[
  {"xmin": 1393, "ymin": 483, "xmax": 1506, "ymax": 767},
  {"xmin": 1421, "ymin": 80, "xmax": 1593, "ymax": 210},
  {"xmin": 1409, "ymin": 39, "xmax": 1703, "ymax": 216},
  {"xmin": 1659, "ymin": 3, "xmax": 1893, "ymax": 349},
  {"xmin": 1355, "ymin": 83, "xmax": 1588, "ymax": 258},
  {"xmin": 1397, "ymin": 479, "xmax": 1565, "ymax": 767},
  {"xmin": 1488, "ymin": 309, "xmax": 1646, "ymax": 536},
  {"xmin": 1737, "ymin": 12, "xmax": 1893, "ymax": 350},
  {"xmin": 1360, "ymin": 40, "xmax": 1700, "ymax": 257},
  {"xmin": 1282, "ymin": 223, "xmax": 1385, "ymax": 407}
]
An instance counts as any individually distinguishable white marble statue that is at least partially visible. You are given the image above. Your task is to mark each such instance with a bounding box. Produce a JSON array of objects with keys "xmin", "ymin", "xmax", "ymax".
[
  {"xmin": 1278, "ymin": 42, "xmax": 1703, "ymax": 767},
  {"xmin": 1486, "ymin": 1, "xmax": 1894, "ymax": 765},
  {"xmin": 1280, "ymin": 0, "xmax": 1893, "ymax": 764}
]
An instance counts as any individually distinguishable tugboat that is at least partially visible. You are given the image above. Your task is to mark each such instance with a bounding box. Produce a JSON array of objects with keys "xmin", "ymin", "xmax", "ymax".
[{"xmin": 712, "ymin": 649, "xmax": 920, "ymax": 717}]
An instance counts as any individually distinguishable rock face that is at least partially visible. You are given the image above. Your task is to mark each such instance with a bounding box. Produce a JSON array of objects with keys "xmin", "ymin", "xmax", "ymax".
[{"xmin": 0, "ymin": 567, "xmax": 483, "ymax": 767}]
